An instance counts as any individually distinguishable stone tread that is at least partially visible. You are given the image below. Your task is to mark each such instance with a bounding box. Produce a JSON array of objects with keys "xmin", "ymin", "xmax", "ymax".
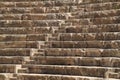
[
  {"xmin": 28, "ymin": 56, "xmax": 120, "ymax": 67},
  {"xmin": 22, "ymin": 64, "xmax": 120, "ymax": 77},
  {"xmin": 0, "ymin": 0, "xmax": 120, "ymax": 79}
]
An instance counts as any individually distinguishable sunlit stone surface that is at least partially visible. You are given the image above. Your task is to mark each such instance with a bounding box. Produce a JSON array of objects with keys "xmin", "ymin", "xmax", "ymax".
[{"xmin": 0, "ymin": 0, "xmax": 120, "ymax": 80}]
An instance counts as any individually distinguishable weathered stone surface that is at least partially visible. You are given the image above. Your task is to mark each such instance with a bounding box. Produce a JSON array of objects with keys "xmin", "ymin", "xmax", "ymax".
[
  {"xmin": 0, "ymin": 49, "xmax": 31, "ymax": 56},
  {"xmin": 0, "ymin": 74, "xmax": 6, "ymax": 80},
  {"xmin": 0, "ymin": 57, "xmax": 24, "ymax": 64},
  {"xmin": 0, "ymin": 35, "xmax": 26, "ymax": 41},
  {"xmin": 0, "ymin": 0, "xmax": 120, "ymax": 80},
  {"xmin": 0, "ymin": 41, "xmax": 26, "ymax": 48},
  {"xmin": 27, "ymin": 34, "xmax": 46, "ymax": 41},
  {"xmin": 24, "ymin": 65, "xmax": 115, "ymax": 77},
  {"xmin": 0, "ymin": 65, "xmax": 16, "ymax": 73}
]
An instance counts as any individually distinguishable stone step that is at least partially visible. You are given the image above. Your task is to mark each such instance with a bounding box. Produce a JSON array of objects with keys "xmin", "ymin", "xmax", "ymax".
[
  {"xmin": 27, "ymin": 34, "xmax": 46, "ymax": 41},
  {"xmin": 58, "ymin": 32, "xmax": 120, "ymax": 41},
  {"xmin": 0, "ymin": 41, "xmax": 38, "ymax": 48},
  {"xmin": 0, "ymin": 57, "xmax": 24, "ymax": 64},
  {"xmin": 0, "ymin": 48, "xmax": 31, "ymax": 56},
  {"xmin": 0, "ymin": 2, "xmax": 120, "ymax": 14},
  {"xmin": 0, "ymin": 34, "xmax": 26, "ymax": 41},
  {"xmin": 16, "ymin": 73, "xmax": 108, "ymax": 80},
  {"xmin": 0, "ymin": 6, "xmax": 82, "ymax": 14},
  {"xmin": 0, "ymin": 34, "xmax": 46, "ymax": 41},
  {"xmin": 82, "ymin": 0, "xmax": 119, "ymax": 4},
  {"xmin": 0, "ymin": 0, "xmax": 119, "ymax": 3},
  {"xmin": 0, "ymin": 0, "xmax": 119, "ymax": 9},
  {"xmin": 0, "ymin": 74, "xmax": 7, "ymax": 80},
  {"xmin": 10, "ymin": 77, "xmax": 17, "ymax": 80},
  {"xmin": 1, "ymin": 24, "xmax": 120, "ymax": 34},
  {"xmin": 0, "ymin": 13, "xmax": 71, "ymax": 20},
  {"xmin": 0, "ymin": 1, "xmax": 80, "ymax": 7},
  {"xmin": 107, "ymin": 72, "xmax": 120, "ymax": 79},
  {"xmin": 81, "ymin": 2, "xmax": 120, "ymax": 12},
  {"xmin": 0, "ymin": 73, "xmax": 13, "ymax": 80},
  {"xmin": 73, "ymin": 9, "xmax": 120, "ymax": 19},
  {"xmin": 29, "ymin": 56, "xmax": 120, "ymax": 67},
  {"xmin": 66, "ymin": 16, "xmax": 120, "ymax": 26},
  {"xmin": 0, "ymin": 0, "xmax": 54, "ymax": 1},
  {"xmin": 64, "ymin": 24, "xmax": 120, "ymax": 33},
  {"xmin": 22, "ymin": 65, "xmax": 120, "ymax": 77},
  {"xmin": 0, "ymin": 27, "xmax": 51, "ymax": 34},
  {"xmin": 0, "ymin": 20, "xmax": 64, "ymax": 27},
  {"xmin": 1, "ymin": 17, "xmax": 119, "ymax": 26},
  {"xmin": 46, "ymin": 41, "xmax": 120, "ymax": 49},
  {"xmin": 41, "ymin": 48, "xmax": 120, "ymax": 57},
  {"xmin": 18, "ymin": 68, "xmax": 28, "ymax": 73},
  {"xmin": 17, "ymin": 73, "xmax": 115, "ymax": 80},
  {"xmin": 0, "ymin": 65, "xmax": 21, "ymax": 73}
]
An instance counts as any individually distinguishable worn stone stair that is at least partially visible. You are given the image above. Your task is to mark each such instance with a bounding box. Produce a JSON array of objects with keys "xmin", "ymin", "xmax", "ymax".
[{"xmin": 0, "ymin": 0, "xmax": 120, "ymax": 80}]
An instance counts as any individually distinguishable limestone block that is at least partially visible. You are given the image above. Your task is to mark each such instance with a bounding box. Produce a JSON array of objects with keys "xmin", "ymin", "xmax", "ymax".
[
  {"xmin": 32, "ymin": 57, "xmax": 76, "ymax": 65},
  {"xmin": 0, "ymin": 74, "xmax": 6, "ymax": 80},
  {"xmin": 85, "ymin": 49, "xmax": 102, "ymax": 57},
  {"xmin": 0, "ymin": 35, "xmax": 26, "ymax": 41},
  {"xmin": 27, "ymin": 34, "xmax": 46, "ymax": 41},
  {"xmin": 72, "ymin": 34, "xmax": 84, "ymax": 41},
  {"xmin": 35, "ymin": 27, "xmax": 50, "ymax": 34},
  {"xmin": 0, "ymin": 20, "xmax": 32, "ymax": 27},
  {"xmin": 74, "ymin": 41, "xmax": 86, "ymax": 48},
  {"xmin": 101, "ymin": 58, "xmax": 120, "ymax": 67},
  {"xmin": 104, "ymin": 41, "xmax": 120, "ymax": 49},
  {"xmin": 0, "ymin": 2, "xmax": 15, "ymax": 7},
  {"xmin": 0, "ymin": 65, "xmax": 16, "ymax": 73},
  {"xmin": 60, "ymin": 34, "xmax": 72, "ymax": 41},
  {"xmin": 26, "ymin": 65, "xmax": 108, "ymax": 77},
  {"xmin": 26, "ymin": 41, "xmax": 38, "ymax": 48},
  {"xmin": 0, "ymin": 49, "xmax": 31, "ymax": 56},
  {"xmin": 78, "ymin": 58, "xmax": 100, "ymax": 66},
  {"xmin": 101, "ymin": 49, "xmax": 120, "ymax": 57},
  {"xmin": 0, "ymin": 57, "xmax": 24, "ymax": 64},
  {"xmin": 66, "ymin": 27, "xmax": 82, "ymax": 33},
  {"xmin": 0, "ymin": 41, "xmax": 26, "ymax": 48},
  {"xmin": 86, "ymin": 41, "xmax": 104, "ymax": 48},
  {"xmin": 0, "ymin": 14, "xmax": 21, "ymax": 20}
]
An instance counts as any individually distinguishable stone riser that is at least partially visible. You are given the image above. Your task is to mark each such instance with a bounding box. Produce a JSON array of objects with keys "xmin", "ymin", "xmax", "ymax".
[
  {"xmin": 0, "ymin": 27, "xmax": 51, "ymax": 34},
  {"xmin": 0, "ymin": 13, "xmax": 70, "ymax": 20},
  {"xmin": 0, "ymin": 0, "xmax": 119, "ymax": 79},
  {"xmin": 0, "ymin": 33, "xmax": 119, "ymax": 41},
  {"xmin": 66, "ymin": 17, "xmax": 120, "ymax": 25},
  {"xmin": 0, "ymin": 20, "xmax": 63, "ymax": 27},
  {"xmin": 46, "ymin": 41, "xmax": 120, "ymax": 49},
  {"xmin": 73, "ymin": 9, "xmax": 120, "ymax": 18},
  {"xmin": 0, "ymin": 41, "xmax": 38, "ymax": 48},
  {"xmin": 0, "ymin": 34, "xmax": 46, "ymax": 41},
  {"xmin": 0, "ymin": 2, "xmax": 120, "ymax": 14},
  {"xmin": 0, "ymin": 9, "xmax": 120, "ymax": 20},
  {"xmin": 0, "ymin": 48, "xmax": 31, "ymax": 56},
  {"xmin": 0, "ymin": 65, "xmax": 18, "ymax": 73},
  {"xmin": 15, "ymin": 74, "xmax": 105, "ymax": 80},
  {"xmin": 44, "ymin": 48, "xmax": 120, "ymax": 57},
  {"xmin": 22, "ymin": 65, "xmax": 120, "ymax": 77},
  {"xmin": 59, "ymin": 33, "xmax": 120, "ymax": 41},
  {"xmin": 0, "ymin": 57, "xmax": 24, "ymax": 64},
  {"xmin": 28, "ymin": 56, "xmax": 120, "ymax": 68},
  {"xmin": 65, "ymin": 25, "xmax": 120, "ymax": 33},
  {"xmin": 0, "ymin": 17, "xmax": 120, "ymax": 27},
  {"xmin": 0, "ymin": 25, "xmax": 120, "ymax": 34}
]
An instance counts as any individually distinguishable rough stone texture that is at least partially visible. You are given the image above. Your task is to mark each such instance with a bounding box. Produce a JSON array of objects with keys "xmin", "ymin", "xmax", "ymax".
[{"xmin": 0, "ymin": 0, "xmax": 120, "ymax": 80}]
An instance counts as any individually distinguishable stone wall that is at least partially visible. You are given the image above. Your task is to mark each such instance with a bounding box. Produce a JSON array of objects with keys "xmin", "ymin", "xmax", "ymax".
[{"xmin": 0, "ymin": 0, "xmax": 120, "ymax": 80}]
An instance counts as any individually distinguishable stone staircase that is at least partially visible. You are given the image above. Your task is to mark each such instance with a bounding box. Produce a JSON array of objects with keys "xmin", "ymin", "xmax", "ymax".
[{"xmin": 0, "ymin": 0, "xmax": 120, "ymax": 80}]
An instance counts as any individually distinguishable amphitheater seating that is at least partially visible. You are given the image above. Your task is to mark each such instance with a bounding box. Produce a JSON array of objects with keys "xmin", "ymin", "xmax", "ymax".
[{"xmin": 0, "ymin": 0, "xmax": 120, "ymax": 80}]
